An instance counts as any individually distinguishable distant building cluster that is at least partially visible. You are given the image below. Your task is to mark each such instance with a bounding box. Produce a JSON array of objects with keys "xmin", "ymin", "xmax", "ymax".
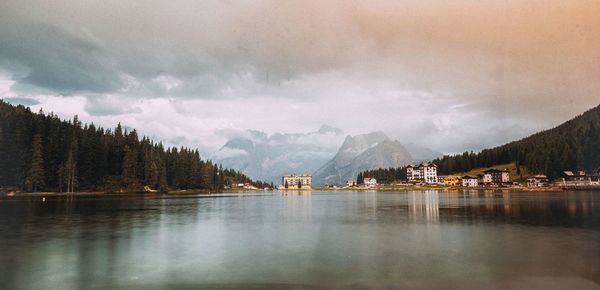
[
  {"xmin": 281, "ymin": 174, "xmax": 312, "ymax": 189},
  {"xmin": 293, "ymin": 166, "xmax": 600, "ymax": 190},
  {"xmin": 402, "ymin": 164, "xmax": 517, "ymax": 187},
  {"xmin": 440, "ymin": 168, "xmax": 511, "ymax": 187}
]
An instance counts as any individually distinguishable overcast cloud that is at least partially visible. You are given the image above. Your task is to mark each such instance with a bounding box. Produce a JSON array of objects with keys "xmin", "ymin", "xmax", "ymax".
[{"xmin": 1, "ymin": 0, "xmax": 599, "ymax": 155}]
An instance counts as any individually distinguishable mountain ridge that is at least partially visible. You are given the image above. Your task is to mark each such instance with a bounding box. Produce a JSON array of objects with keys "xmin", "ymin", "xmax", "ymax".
[
  {"xmin": 211, "ymin": 125, "xmax": 346, "ymax": 184},
  {"xmin": 312, "ymin": 132, "xmax": 414, "ymax": 186}
]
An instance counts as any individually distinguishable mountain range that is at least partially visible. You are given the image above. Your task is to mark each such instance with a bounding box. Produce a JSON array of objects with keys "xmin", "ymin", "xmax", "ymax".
[
  {"xmin": 312, "ymin": 132, "xmax": 415, "ymax": 186},
  {"xmin": 211, "ymin": 125, "xmax": 346, "ymax": 184},
  {"xmin": 212, "ymin": 127, "xmax": 435, "ymax": 185}
]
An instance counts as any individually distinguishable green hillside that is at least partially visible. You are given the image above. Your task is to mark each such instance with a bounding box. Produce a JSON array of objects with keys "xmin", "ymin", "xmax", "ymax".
[{"xmin": 453, "ymin": 162, "xmax": 530, "ymax": 181}]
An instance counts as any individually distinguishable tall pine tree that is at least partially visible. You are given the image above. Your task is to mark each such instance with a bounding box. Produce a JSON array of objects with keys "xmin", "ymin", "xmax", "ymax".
[{"xmin": 25, "ymin": 134, "xmax": 45, "ymax": 192}]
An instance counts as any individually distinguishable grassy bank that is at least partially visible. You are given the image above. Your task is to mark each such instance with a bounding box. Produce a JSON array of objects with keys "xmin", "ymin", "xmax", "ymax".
[
  {"xmin": 1, "ymin": 188, "xmax": 273, "ymax": 197},
  {"xmin": 314, "ymin": 185, "xmax": 568, "ymax": 192},
  {"xmin": 452, "ymin": 162, "xmax": 530, "ymax": 181}
]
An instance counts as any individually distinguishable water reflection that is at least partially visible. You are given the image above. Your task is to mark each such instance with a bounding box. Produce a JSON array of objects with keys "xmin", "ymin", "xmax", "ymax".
[
  {"xmin": 282, "ymin": 191, "xmax": 312, "ymax": 221},
  {"xmin": 0, "ymin": 191, "xmax": 599, "ymax": 289},
  {"xmin": 408, "ymin": 190, "xmax": 439, "ymax": 223}
]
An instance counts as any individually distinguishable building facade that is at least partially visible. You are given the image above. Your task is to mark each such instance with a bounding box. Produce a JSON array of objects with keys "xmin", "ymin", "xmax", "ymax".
[
  {"xmin": 407, "ymin": 163, "xmax": 438, "ymax": 184},
  {"xmin": 282, "ymin": 174, "xmax": 312, "ymax": 189},
  {"xmin": 527, "ymin": 175, "xmax": 548, "ymax": 187},
  {"xmin": 562, "ymin": 171, "xmax": 600, "ymax": 186},
  {"xmin": 483, "ymin": 169, "xmax": 510, "ymax": 184},
  {"xmin": 443, "ymin": 175, "xmax": 462, "ymax": 187},
  {"xmin": 363, "ymin": 178, "xmax": 377, "ymax": 187},
  {"xmin": 482, "ymin": 174, "xmax": 493, "ymax": 184},
  {"xmin": 436, "ymin": 176, "xmax": 445, "ymax": 184},
  {"xmin": 462, "ymin": 176, "xmax": 478, "ymax": 187}
]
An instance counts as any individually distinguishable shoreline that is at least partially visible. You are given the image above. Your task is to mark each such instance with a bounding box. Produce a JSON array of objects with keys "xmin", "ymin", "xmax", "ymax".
[
  {"xmin": 314, "ymin": 185, "xmax": 598, "ymax": 192},
  {"xmin": 2, "ymin": 186, "xmax": 599, "ymax": 198},
  {"xmin": 0, "ymin": 188, "xmax": 275, "ymax": 197}
]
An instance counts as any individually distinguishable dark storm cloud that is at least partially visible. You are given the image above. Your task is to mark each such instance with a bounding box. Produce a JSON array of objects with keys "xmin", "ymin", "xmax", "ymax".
[
  {"xmin": 0, "ymin": 0, "xmax": 599, "ymax": 154},
  {"xmin": 0, "ymin": 22, "xmax": 123, "ymax": 94},
  {"xmin": 3, "ymin": 97, "xmax": 40, "ymax": 106}
]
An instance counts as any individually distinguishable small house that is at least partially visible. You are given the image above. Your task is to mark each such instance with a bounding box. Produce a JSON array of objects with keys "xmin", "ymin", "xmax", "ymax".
[
  {"xmin": 462, "ymin": 176, "xmax": 478, "ymax": 187},
  {"xmin": 364, "ymin": 178, "xmax": 378, "ymax": 187},
  {"xmin": 527, "ymin": 175, "xmax": 548, "ymax": 187}
]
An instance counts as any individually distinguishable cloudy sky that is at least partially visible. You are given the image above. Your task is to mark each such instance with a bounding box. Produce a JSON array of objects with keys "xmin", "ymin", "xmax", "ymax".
[{"xmin": 1, "ymin": 0, "xmax": 599, "ymax": 155}]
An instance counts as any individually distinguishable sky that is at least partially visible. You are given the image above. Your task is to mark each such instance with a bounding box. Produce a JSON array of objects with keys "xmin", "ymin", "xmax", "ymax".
[{"xmin": 1, "ymin": 0, "xmax": 599, "ymax": 156}]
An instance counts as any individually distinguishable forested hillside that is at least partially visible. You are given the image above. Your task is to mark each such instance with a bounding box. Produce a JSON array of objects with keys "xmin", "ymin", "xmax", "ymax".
[
  {"xmin": 0, "ymin": 100, "xmax": 270, "ymax": 192},
  {"xmin": 357, "ymin": 104, "xmax": 600, "ymax": 181},
  {"xmin": 432, "ymin": 104, "xmax": 600, "ymax": 178},
  {"xmin": 356, "ymin": 167, "xmax": 408, "ymax": 185}
]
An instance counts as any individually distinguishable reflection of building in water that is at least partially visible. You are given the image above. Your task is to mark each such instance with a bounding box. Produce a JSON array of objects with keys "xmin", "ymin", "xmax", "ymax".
[
  {"xmin": 408, "ymin": 191, "xmax": 439, "ymax": 222},
  {"xmin": 282, "ymin": 191, "xmax": 312, "ymax": 220},
  {"xmin": 363, "ymin": 191, "xmax": 378, "ymax": 219},
  {"xmin": 502, "ymin": 192, "xmax": 512, "ymax": 214},
  {"xmin": 443, "ymin": 191, "xmax": 461, "ymax": 209}
]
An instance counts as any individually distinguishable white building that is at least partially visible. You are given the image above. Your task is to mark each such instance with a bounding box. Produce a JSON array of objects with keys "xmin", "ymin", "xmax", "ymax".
[
  {"xmin": 562, "ymin": 171, "xmax": 600, "ymax": 186},
  {"xmin": 407, "ymin": 163, "xmax": 438, "ymax": 184},
  {"xmin": 462, "ymin": 176, "xmax": 478, "ymax": 187},
  {"xmin": 346, "ymin": 179, "xmax": 357, "ymax": 187},
  {"xmin": 363, "ymin": 178, "xmax": 378, "ymax": 187},
  {"xmin": 483, "ymin": 169, "xmax": 510, "ymax": 184},
  {"xmin": 527, "ymin": 175, "xmax": 548, "ymax": 187},
  {"xmin": 282, "ymin": 174, "xmax": 312, "ymax": 189}
]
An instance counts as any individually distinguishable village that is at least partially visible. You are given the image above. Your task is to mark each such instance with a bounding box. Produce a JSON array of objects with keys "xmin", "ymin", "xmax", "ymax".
[{"xmin": 281, "ymin": 163, "xmax": 600, "ymax": 191}]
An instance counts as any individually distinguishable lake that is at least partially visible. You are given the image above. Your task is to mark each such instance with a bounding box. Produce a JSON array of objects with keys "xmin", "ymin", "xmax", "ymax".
[{"xmin": 1, "ymin": 190, "xmax": 599, "ymax": 289}]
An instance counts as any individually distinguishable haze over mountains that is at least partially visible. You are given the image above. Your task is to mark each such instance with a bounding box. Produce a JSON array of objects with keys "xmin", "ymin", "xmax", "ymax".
[
  {"xmin": 211, "ymin": 125, "xmax": 346, "ymax": 184},
  {"xmin": 212, "ymin": 127, "xmax": 437, "ymax": 185},
  {"xmin": 312, "ymin": 132, "xmax": 415, "ymax": 186}
]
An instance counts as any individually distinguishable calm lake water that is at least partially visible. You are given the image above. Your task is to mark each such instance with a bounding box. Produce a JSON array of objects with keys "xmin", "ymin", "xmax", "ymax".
[{"xmin": 1, "ymin": 190, "xmax": 599, "ymax": 289}]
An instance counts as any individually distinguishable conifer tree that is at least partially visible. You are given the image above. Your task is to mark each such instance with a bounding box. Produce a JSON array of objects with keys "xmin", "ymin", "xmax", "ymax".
[
  {"xmin": 64, "ymin": 140, "xmax": 79, "ymax": 193},
  {"xmin": 122, "ymin": 145, "xmax": 138, "ymax": 187},
  {"xmin": 158, "ymin": 162, "xmax": 168, "ymax": 192},
  {"xmin": 25, "ymin": 134, "xmax": 45, "ymax": 192}
]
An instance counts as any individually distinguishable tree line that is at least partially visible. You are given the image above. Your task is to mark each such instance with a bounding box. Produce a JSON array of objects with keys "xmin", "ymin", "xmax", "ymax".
[
  {"xmin": 0, "ymin": 100, "xmax": 271, "ymax": 192},
  {"xmin": 356, "ymin": 166, "xmax": 408, "ymax": 184}
]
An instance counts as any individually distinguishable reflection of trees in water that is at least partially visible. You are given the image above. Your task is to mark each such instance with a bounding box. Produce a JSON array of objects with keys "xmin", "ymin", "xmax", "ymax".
[
  {"xmin": 441, "ymin": 191, "xmax": 599, "ymax": 228},
  {"xmin": 402, "ymin": 190, "xmax": 598, "ymax": 228}
]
